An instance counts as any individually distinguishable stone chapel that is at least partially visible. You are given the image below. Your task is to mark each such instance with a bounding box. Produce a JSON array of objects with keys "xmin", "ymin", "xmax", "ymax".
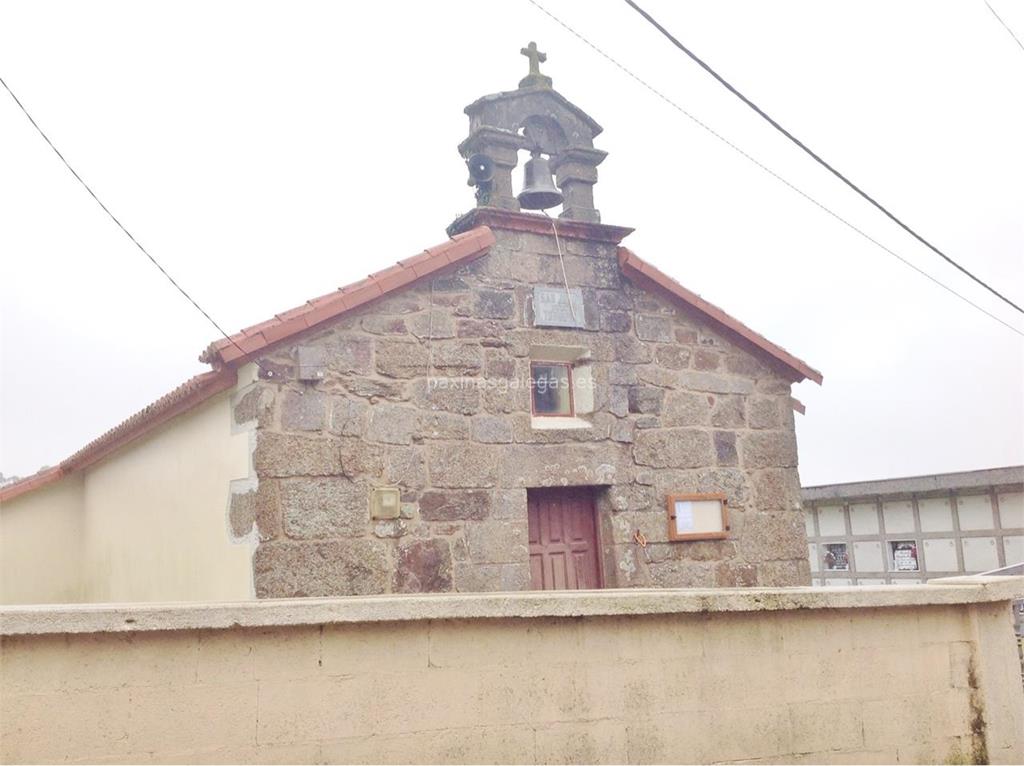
[{"xmin": 0, "ymin": 44, "xmax": 822, "ymax": 604}]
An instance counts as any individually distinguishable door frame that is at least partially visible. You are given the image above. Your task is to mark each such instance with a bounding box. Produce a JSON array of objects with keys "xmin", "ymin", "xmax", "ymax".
[{"xmin": 527, "ymin": 485, "xmax": 606, "ymax": 590}]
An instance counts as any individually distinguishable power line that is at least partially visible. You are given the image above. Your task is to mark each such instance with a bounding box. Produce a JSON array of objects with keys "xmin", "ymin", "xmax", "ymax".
[
  {"xmin": 621, "ymin": 0, "xmax": 1024, "ymax": 317},
  {"xmin": 524, "ymin": 0, "xmax": 1024, "ymax": 338},
  {"xmin": 984, "ymin": 0, "xmax": 1024, "ymax": 52},
  {"xmin": 0, "ymin": 75, "xmax": 275, "ymax": 376}
]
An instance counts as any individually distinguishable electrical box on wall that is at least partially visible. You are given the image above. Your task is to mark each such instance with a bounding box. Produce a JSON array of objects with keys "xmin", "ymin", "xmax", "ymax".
[
  {"xmin": 369, "ymin": 487, "xmax": 402, "ymax": 520},
  {"xmin": 296, "ymin": 346, "xmax": 326, "ymax": 382}
]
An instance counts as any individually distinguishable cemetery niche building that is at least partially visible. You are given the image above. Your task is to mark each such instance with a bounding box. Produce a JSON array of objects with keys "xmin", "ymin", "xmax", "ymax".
[
  {"xmin": 803, "ymin": 465, "xmax": 1024, "ymax": 586},
  {"xmin": 0, "ymin": 44, "xmax": 822, "ymax": 603}
]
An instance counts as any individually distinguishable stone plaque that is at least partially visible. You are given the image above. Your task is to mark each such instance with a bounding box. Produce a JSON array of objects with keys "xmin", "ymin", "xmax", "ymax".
[{"xmin": 533, "ymin": 286, "xmax": 585, "ymax": 328}]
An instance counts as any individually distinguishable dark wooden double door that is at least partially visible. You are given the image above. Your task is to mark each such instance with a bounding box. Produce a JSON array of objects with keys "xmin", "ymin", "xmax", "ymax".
[{"xmin": 527, "ymin": 487, "xmax": 603, "ymax": 590}]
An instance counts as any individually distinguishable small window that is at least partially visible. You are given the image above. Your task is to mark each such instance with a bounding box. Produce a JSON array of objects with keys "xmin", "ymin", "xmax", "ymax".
[
  {"xmin": 823, "ymin": 543, "xmax": 850, "ymax": 571},
  {"xmin": 530, "ymin": 362, "xmax": 574, "ymax": 417}
]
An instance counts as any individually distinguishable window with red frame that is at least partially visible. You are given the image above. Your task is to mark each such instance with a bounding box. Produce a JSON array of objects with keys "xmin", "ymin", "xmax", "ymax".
[{"xmin": 530, "ymin": 362, "xmax": 574, "ymax": 417}]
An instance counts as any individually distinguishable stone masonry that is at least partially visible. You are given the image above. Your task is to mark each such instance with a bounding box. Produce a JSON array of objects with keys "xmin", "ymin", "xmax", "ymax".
[
  {"xmin": 225, "ymin": 49, "xmax": 814, "ymax": 597},
  {"xmin": 229, "ymin": 219, "xmax": 811, "ymax": 597}
]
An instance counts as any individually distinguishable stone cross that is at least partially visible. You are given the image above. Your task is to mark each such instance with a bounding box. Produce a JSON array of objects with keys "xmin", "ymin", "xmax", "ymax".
[
  {"xmin": 521, "ymin": 41, "xmax": 546, "ymax": 76},
  {"xmin": 519, "ymin": 41, "xmax": 553, "ymax": 89}
]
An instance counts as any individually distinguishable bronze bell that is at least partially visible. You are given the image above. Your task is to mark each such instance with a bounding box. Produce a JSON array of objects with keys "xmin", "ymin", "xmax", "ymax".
[{"xmin": 517, "ymin": 152, "xmax": 563, "ymax": 210}]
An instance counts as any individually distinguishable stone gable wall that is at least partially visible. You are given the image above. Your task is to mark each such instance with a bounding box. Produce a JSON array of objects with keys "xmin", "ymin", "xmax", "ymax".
[{"xmin": 230, "ymin": 229, "xmax": 809, "ymax": 597}]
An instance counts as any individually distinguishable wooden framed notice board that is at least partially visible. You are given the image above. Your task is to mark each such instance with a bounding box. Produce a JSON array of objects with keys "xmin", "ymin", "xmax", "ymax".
[{"xmin": 667, "ymin": 493, "xmax": 730, "ymax": 541}]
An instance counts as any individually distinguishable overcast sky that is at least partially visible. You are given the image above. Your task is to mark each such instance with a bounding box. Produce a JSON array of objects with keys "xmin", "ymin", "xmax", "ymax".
[{"xmin": 1, "ymin": 0, "xmax": 1022, "ymax": 486}]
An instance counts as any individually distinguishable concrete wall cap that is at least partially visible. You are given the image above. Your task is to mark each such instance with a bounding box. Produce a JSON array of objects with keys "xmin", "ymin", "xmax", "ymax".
[{"xmin": 3, "ymin": 578, "xmax": 1022, "ymax": 636}]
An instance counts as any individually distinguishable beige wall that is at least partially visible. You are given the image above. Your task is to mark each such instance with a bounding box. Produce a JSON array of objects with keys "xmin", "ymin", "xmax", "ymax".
[
  {"xmin": 2, "ymin": 582, "xmax": 1022, "ymax": 764},
  {"xmin": 0, "ymin": 475, "xmax": 85, "ymax": 604},
  {"xmin": 0, "ymin": 380, "xmax": 255, "ymax": 604}
]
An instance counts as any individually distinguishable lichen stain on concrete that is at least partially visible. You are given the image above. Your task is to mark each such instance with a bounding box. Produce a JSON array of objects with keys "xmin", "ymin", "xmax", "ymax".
[
  {"xmin": 966, "ymin": 649, "xmax": 989, "ymax": 765},
  {"xmin": 944, "ymin": 743, "xmax": 970, "ymax": 765}
]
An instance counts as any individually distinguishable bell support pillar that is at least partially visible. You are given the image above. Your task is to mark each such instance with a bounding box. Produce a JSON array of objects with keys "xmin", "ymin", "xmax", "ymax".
[
  {"xmin": 458, "ymin": 127, "xmax": 523, "ymax": 212},
  {"xmin": 551, "ymin": 147, "xmax": 607, "ymax": 224}
]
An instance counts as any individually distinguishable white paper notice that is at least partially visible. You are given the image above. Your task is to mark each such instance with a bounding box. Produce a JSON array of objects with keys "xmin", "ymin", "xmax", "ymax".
[{"xmin": 675, "ymin": 500, "xmax": 695, "ymax": 533}]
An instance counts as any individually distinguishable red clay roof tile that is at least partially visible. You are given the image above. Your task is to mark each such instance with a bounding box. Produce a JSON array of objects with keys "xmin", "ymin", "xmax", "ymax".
[
  {"xmin": 261, "ymin": 319, "xmax": 301, "ymax": 345},
  {"xmin": 199, "ymin": 226, "xmax": 495, "ymax": 367},
  {"xmin": 397, "ymin": 250, "xmax": 435, "ymax": 270},
  {"xmin": 302, "ymin": 297, "xmax": 348, "ymax": 327},
  {"xmin": 340, "ymin": 277, "xmax": 374, "ymax": 294},
  {"xmin": 0, "ymin": 467, "xmax": 64, "ymax": 504},
  {"xmin": 239, "ymin": 317, "xmax": 280, "ymax": 337},
  {"xmin": 307, "ymin": 293, "xmax": 340, "ymax": 307},
  {"xmin": 6, "ymin": 231, "xmax": 500, "ymax": 502},
  {"xmin": 274, "ymin": 305, "xmax": 311, "ymax": 323},
  {"xmin": 340, "ymin": 282, "xmax": 383, "ymax": 311},
  {"xmin": 617, "ymin": 247, "xmax": 822, "ymax": 384},
  {"xmin": 0, "ymin": 368, "xmax": 238, "ymax": 503},
  {"xmin": 3, "ymin": 220, "xmax": 820, "ymax": 505}
]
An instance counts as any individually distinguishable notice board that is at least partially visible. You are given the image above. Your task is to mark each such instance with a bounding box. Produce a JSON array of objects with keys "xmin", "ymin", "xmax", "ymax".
[{"xmin": 667, "ymin": 493, "xmax": 729, "ymax": 542}]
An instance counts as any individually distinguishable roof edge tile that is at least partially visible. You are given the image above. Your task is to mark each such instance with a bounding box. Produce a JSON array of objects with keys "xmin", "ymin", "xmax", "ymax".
[
  {"xmin": 0, "ymin": 467, "xmax": 65, "ymax": 503},
  {"xmin": 200, "ymin": 226, "xmax": 496, "ymax": 367},
  {"xmin": 0, "ymin": 368, "xmax": 238, "ymax": 504},
  {"xmin": 617, "ymin": 247, "xmax": 822, "ymax": 385}
]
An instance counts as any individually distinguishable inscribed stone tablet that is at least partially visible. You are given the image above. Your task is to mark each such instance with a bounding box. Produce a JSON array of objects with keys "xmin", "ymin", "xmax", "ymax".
[{"xmin": 533, "ymin": 286, "xmax": 585, "ymax": 328}]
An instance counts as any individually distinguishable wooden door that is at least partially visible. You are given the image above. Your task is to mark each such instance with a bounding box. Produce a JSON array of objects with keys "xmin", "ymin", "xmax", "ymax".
[{"xmin": 527, "ymin": 487, "xmax": 602, "ymax": 590}]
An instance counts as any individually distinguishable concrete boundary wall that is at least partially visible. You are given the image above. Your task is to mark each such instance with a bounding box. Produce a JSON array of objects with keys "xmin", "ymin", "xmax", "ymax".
[{"xmin": 2, "ymin": 579, "xmax": 1023, "ymax": 764}]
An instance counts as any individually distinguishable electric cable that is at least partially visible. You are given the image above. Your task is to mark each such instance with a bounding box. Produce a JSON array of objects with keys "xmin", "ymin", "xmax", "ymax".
[
  {"xmin": 984, "ymin": 0, "xmax": 1024, "ymax": 53},
  {"xmin": 0, "ymin": 75, "xmax": 278, "ymax": 375},
  {"xmin": 621, "ymin": 0, "xmax": 1024, "ymax": 316},
  {"xmin": 524, "ymin": 0, "xmax": 1024, "ymax": 338}
]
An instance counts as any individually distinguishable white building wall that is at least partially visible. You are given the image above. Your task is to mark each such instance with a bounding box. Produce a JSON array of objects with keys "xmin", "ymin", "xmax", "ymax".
[{"xmin": 0, "ymin": 382, "xmax": 255, "ymax": 605}]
